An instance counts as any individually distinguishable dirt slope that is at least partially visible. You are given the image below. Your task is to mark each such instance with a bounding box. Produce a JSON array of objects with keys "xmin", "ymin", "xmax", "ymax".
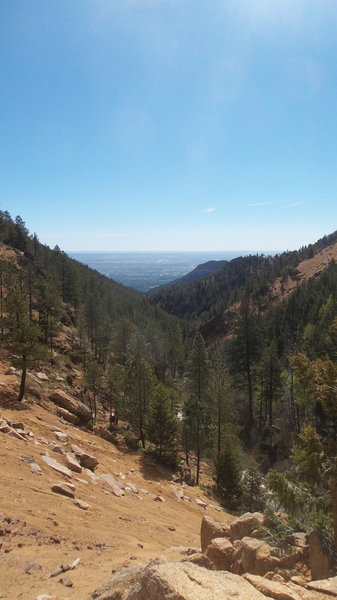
[
  {"xmin": 269, "ymin": 241, "xmax": 337, "ymax": 305},
  {"xmin": 0, "ymin": 373, "xmax": 231, "ymax": 600}
]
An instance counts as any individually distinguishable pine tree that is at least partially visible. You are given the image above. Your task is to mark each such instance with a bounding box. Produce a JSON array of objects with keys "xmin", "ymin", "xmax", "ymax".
[
  {"xmin": 146, "ymin": 383, "xmax": 179, "ymax": 466},
  {"xmin": 230, "ymin": 295, "xmax": 260, "ymax": 437},
  {"xmin": 216, "ymin": 438, "xmax": 242, "ymax": 510},
  {"xmin": 84, "ymin": 361, "xmax": 103, "ymax": 426},
  {"xmin": 184, "ymin": 332, "xmax": 212, "ymax": 484},
  {"xmin": 258, "ymin": 339, "xmax": 283, "ymax": 427},
  {"xmin": 3, "ymin": 281, "xmax": 47, "ymax": 401},
  {"xmin": 240, "ymin": 458, "xmax": 266, "ymax": 512},
  {"xmin": 105, "ymin": 362, "xmax": 125, "ymax": 423},
  {"xmin": 125, "ymin": 331, "xmax": 155, "ymax": 448}
]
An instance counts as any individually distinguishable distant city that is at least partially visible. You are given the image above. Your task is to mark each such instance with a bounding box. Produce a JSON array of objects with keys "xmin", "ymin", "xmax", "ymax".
[{"xmin": 68, "ymin": 251, "xmax": 278, "ymax": 292}]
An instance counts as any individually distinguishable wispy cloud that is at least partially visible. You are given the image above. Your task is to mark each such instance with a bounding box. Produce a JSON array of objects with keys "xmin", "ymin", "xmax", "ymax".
[
  {"xmin": 203, "ymin": 207, "xmax": 216, "ymax": 213},
  {"xmin": 249, "ymin": 200, "xmax": 304, "ymax": 209},
  {"xmin": 279, "ymin": 201, "xmax": 304, "ymax": 209},
  {"xmin": 248, "ymin": 201, "xmax": 279, "ymax": 207}
]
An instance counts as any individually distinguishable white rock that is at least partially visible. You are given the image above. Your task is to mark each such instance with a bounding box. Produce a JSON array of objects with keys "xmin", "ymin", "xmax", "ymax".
[{"xmin": 41, "ymin": 454, "xmax": 72, "ymax": 478}]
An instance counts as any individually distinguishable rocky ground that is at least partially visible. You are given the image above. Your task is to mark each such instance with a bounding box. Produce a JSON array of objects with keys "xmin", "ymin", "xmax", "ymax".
[{"xmin": 0, "ymin": 366, "xmax": 231, "ymax": 600}]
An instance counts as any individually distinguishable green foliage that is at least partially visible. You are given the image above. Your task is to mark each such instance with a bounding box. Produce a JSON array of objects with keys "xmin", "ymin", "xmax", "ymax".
[
  {"xmin": 146, "ymin": 383, "xmax": 179, "ymax": 468},
  {"xmin": 240, "ymin": 458, "xmax": 267, "ymax": 513},
  {"xmin": 215, "ymin": 436, "xmax": 242, "ymax": 510},
  {"xmin": 259, "ymin": 508, "xmax": 296, "ymax": 544},
  {"xmin": 123, "ymin": 432, "xmax": 140, "ymax": 452},
  {"xmin": 291, "ymin": 425, "xmax": 326, "ymax": 488},
  {"xmin": 267, "ymin": 469, "xmax": 312, "ymax": 516},
  {"xmin": 2, "ymin": 276, "xmax": 48, "ymax": 401},
  {"xmin": 183, "ymin": 332, "xmax": 213, "ymax": 484},
  {"xmin": 125, "ymin": 331, "xmax": 155, "ymax": 448}
]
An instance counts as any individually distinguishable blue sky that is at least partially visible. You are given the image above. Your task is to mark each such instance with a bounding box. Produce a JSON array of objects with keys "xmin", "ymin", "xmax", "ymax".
[{"xmin": 1, "ymin": 0, "xmax": 337, "ymax": 251}]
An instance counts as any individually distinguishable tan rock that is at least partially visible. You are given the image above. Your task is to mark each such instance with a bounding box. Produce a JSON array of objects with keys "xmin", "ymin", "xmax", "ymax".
[
  {"xmin": 74, "ymin": 499, "xmax": 90, "ymax": 510},
  {"xmin": 37, "ymin": 372, "xmax": 49, "ymax": 381},
  {"xmin": 244, "ymin": 573, "xmax": 302, "ymax": 600},
  {"xmin": 88, "ymin": 564, "xmax": 146, "ymax": 600},
  {"xmin": 232, "ymin": 537, "xmax": 304, "ymax": 577},
  {"xmin": 99, "ymin": 474, "xmax": 125, "ymax": 497},
  {"xmin": 232, "ymin": 537, "xmax": 281, "ymax": 576},
  {"xmin": 205, "ymin": 537, "xmax": 234, "ymax": 571},
  {"xmin": 230, "ymin": 512, "xmax": 265, "ymax": 542},
  {"xmin": 64, "ymin": 453, "xmax": 82, "ymax": 473},
  {"xmin": 41, "ymin": 454, "xmax": 72, "ymax": 478},
  {"xmin": 51, "ymin": 443, "xmax": 65, "ymax": 456},
  {"xmin": 9, "ymin": 428, "xmax": 27, "ymax": 441},
  {"xmin": 307, "ymin": 575, "xmax": 337, "ymax": 595},
  {"xmin": 51, "ymin": 482, "xmax": 75, "ymax": 498},
  {"xmin": 195, "ymin": 498, "xmax": 208, "ymax": 509},
  {"xmin": 56, "ymin": 406, "xmax": 81, "ymax": 425},
  {"xmin": 200, "ymin": 515, "xmax": 230, "ymax": 553},
  {"xmin": 182, "ymin": 553, "xmax": 215, "ymax": 570},
  {"xmin": 286, "ymin": 581, "xmax": 332, "ymax": 599},
  {"xmin": 79, "ymin": 453, "xmax": 99, "ymax": 471},
  {"xmin": 90, "ymin": 561, "xmax": 271, "ymax": 600},
  {"xmin": 49, "ymin": 389, "xmax": 91, "ymax": 422},
  {"xmin": 54, "ymin": 431, "xmax": 68, "ymax": 443},
  {"xmin": 308, "ymin": 531, "xmax": 336, "ymax": 580},
  {"xmin": 0, "ymin": 420, "xmax": 11, "ymax": 433}
]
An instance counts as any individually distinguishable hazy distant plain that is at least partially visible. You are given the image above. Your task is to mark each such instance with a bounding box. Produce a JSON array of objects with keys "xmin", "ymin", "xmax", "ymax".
[{"xmin": 69, "ymin": 251, "xmax": 277, "ymax": 292}]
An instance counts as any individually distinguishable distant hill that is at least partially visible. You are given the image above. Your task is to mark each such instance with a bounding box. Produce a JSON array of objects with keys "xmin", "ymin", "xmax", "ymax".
[
  {"xmin": 149, "ymin": 230, "xmax": 337, "ymax": 336},
  {"xmin": 147, "ymin": 259, "xmax": 227, "ymax": 295}
]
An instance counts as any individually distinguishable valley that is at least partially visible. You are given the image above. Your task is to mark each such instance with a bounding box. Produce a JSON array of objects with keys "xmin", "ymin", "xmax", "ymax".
[{"xmin": 1, "ymin": 212, "xmax": 337, "ymax": 598}]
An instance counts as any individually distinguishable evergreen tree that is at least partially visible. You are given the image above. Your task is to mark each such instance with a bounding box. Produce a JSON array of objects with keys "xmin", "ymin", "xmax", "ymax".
[
  {"xmin": 84, "ymin": 361, "xmax": 103, "ymax": 426},
  {"xmin": 105, "ymin": 362, "xmax": 125, "ymax": 423},
  {"xmin": 230, "ymin": 295, "xmax": 260, "ymax": 437},
  {"xmin": 3, "ymin": 282, "xmax": 47, "ymax": 401},
  {"xmin": 258, "ymin": 339, "xmax": 283, "ymax": 427},
  {"xmin": 209, "ymin": 342, "xmax": 233, "ymax": 458},
  {"xmin": 125, "ymin": 331, "xmax": 155, "ymax": 447},
  {"xmin": 240, "ymin": 458, "xmax": 266, "ymax": 512},
  {"xmin": 146, "ymin": 383, "xmax": 179, "ymax": 466},
  {"xmin": 184, "ymin": 332, "xmax": 212, "ymax": 484},
  {"xmin": 216, "ymin": 437, "xmax": 242, "ymax": 510}
]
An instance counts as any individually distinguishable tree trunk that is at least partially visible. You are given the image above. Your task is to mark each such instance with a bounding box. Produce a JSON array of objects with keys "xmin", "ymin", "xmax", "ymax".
[
  {"xmin": 329, "ymin": 477, "xmax": 337, "ymax": 549},
  {"xmin": 17, "ymin": 363, "xmax": 27, "ymax": 402}
]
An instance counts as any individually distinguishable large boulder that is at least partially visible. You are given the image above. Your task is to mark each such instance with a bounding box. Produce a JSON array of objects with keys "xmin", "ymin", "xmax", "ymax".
[
  {"xmin": 49, "ymin": 389, "xmax": 91, "ymax": 422},
  {"xmin": 56, "ymin": 406, "xmax": 81, "ymax": 425},
  {"xmin": 308, "ymin": 531, "xmax": 336, "ymax": 580},
  {"xmin": 243, "ymin": 573, "xmax": 321, "ymax": 600},
  {"xmin": 231, "ymin": 536, "xmax": 303, "ymax": 577},
  {"xmin": 89, "ymin": 560, "xmax": 272, "ymax": 600},
  {"xmin": 307, "ymin": 575, "xmax": 337, "ymax": 595},
  {"xmin": 205, "ymin": 537, "xmax": 234, "ymax": 571},
  {"xmin": 230, "ymin": 512, "xmax": 265, "ymax": 542},
  {"xmin": 200, "ymin": 515, "xmax": 230, "ymax": 553}
]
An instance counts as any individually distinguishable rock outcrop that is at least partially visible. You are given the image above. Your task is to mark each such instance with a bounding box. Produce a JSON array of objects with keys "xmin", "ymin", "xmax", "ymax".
[
  {"xmin": 229, "ymin": 512, "xmax": 265, "ymax": 542},
  {"xmin": 49, "ymin": 389, "xmax": 91, "ymax": 422},
  {"xmin": 200, "ymin": 515, "xmax": 230, "ymax": 553},
  {"xmin": 89, "ymin": 560, "xmax": 271, "ymax": 600}
]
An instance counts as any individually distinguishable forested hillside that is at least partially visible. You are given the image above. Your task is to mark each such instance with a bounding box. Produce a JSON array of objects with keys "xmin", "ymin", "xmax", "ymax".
[
  {"xmin": 2, "ymin": 209, "xmax": 337, "ymax": 549},
  {"xmin": 150, "ymin": 231, "xmax": 337, "ymax": 324},
  {"xmin": 148, "ymin": 259, "xmax": 226, "ymax": 294}
]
